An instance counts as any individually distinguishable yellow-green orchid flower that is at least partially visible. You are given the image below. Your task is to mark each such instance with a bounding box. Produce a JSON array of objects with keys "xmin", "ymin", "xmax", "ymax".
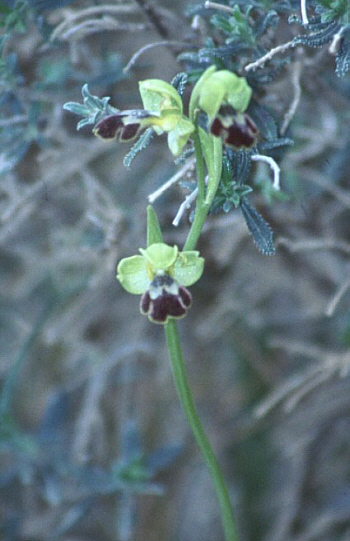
[
  {"xmin": 117, "ymin": 243, "xmax": 204, "ymax": 324},
  {"xmin": 189, "ymin": 66, "xmax": 258, "ymax": 148},
  {"xmin": 93, "ymin": 79, "xmax": 194, "ymax": 156}
]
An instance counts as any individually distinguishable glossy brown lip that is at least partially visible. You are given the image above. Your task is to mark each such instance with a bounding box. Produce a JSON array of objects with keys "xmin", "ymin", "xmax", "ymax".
[
  {"xmin": 93, "ymin": 113, "xmax": 145, "ymax": 142},
  {"xmin": 93, "ymin": 114, "xmax": 125, "ymax": 140},
  {"xmin": 140, "ymin": 274, "xmax": 192, "ymax": 324},
  {"xmin": 93, "ymin": 110, "xmax": 157, "ymax": 142},
  {"xmin": 210, "ymin": 106, "xmax": 258, "ymax": 149}
]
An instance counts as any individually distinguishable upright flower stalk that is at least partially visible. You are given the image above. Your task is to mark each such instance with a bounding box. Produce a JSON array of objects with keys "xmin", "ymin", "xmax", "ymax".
[
  {"xmin": 116, "ymin": 204, "xmax": 239, "ymax": 540},
  {"xmin": 183, "ymin": 127, "xmax": 211, "ymax": 251},
  {"xmin": 113, "ymin": 68, "xmax": 249, "ymax": 541},
  {"xmin": 64, "ymin": 66, "xmax": 256, "ymax": 541},
  {"xmin": 165, "ymin": 319, "xmax": 239, "ymax": 541},
  {"xmin": 143, "ymin": 204, "xmax": 238, "ymax": 540},
  {"xmin": 164, "ymin": 71, "xmax": 244, "ymax": 535}
]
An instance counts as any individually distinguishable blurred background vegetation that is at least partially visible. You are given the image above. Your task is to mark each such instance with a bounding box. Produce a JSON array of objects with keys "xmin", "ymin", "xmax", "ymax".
[{"xmin": 0, "ymin": 1, "xmax": 349, "ymax": 541}]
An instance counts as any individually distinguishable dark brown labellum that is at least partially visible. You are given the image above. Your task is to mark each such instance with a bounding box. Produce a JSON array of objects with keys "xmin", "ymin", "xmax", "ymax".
[
  {"xmin": 93, "ymin": 110, "xmax": 157, "ymax": 142},
  {"xmin": 140, "ymin": 290, "xmax": 151, "ymax": 314},
  {"xmin": 93, "ymin": 114, "xmax": 125, "ymax": 140},
  {"xmin": 140, "ymin": 273, "xmax": 192, "ymax": 324},
  {"xmin": 120, "ymin": 123, "xmax": 142, "ymax": 141},
  {"xmin": 210, "ymin": 106, "xmax": 258, "ymax": 149}
]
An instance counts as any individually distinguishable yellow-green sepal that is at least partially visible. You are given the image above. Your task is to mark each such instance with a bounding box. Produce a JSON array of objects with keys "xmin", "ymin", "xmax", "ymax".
[
  {"xmin": 189, "ymin": 65, "xmax": 216, "ymax": 122},
  {"xmin": 140, "ymin": 243, "xmax": 179, "ymax": 273},
  {"xmin": 117, "ymin": 255, "xmax": 150, "ymax": 294},
  {"xmin": 117, "ymin": 244, "xmax": 204, "ymax": 296},
  {"xmin": 200, "ymin": 71, "xmax": 252, "ymax": 116},
  {"xmin": 139, "ymin": 79, "xmax": 183, "ymax": 114},
  {"xmin": 189, "ymin": 66, "xmax": 253, "ymax": 122},
  {"xmin": 139, "ymin": 80, "xmax": 194, "ymax": 155}
]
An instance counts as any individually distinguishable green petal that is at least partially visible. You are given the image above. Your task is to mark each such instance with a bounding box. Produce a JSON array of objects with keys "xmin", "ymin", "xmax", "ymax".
[
  {"xmin": 173, "ymin": 251, "xmax": 204, "ymax": 286},
  {"xmin": 117, "ymin": 255, "xmax": 150, "ymax": 294},
  {"xmin": 140, "ymin": 243, "xmax": 178, "ymax": 272},
  {"xmin": 167, "ymin": 117, "xmax": 195, "ymax": 156},
  {"xmin": 139, "ymin": 79, "xmax": 182, "ymax": 114},
  {"xmin": 207, "ymin": 71, "xmax": 252, "ymax": 113}
]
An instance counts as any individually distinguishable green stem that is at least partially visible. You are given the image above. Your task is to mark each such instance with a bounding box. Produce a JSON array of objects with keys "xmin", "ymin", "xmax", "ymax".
[
  {"xmin": 183, "ymin": 129, "xmax": 210, "ymax": 252},
  {"xmin": 168, "ymin": 124, "xmax": 237, "ymax": 539},
  {"xmin": 183, "ymin": 201, "xmax": 210, "ymax": 252},
  {"xmin": 165, "ymin": 320, "xmax": 238, "ymax": 541}
]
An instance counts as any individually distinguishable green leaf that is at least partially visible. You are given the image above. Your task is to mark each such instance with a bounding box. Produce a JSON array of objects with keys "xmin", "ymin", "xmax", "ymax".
[
  {"xmin": 63, "ymin": 102, "xmax": 89, "ymax": 116},
  {"xmin": 171, "ymin": 72, "xmax": 188, "ymax": 96},
  {"xmin": 0, "ymin": 0, "xmax": 28, "ymax": 32},
  {"xmin": 63, "ymin": 84, "xmax": 118, "ymax": 131},
  {"xmin": 248, "ymin": 100, "xmax": 278, "ymax": 141},
  {"xmin": 76, "ymin": 117, "xmax": 97, "ymax": 130},
  {"xmin": 335, "ymin": 27, "xmax": 350, "ymax": 77},
  {"xmin": 240, "ymin": 198, "xmax": 275, "ymax": 255},
  {"xmin": 292, "ymin": 21, "xmax": 340, "ymax": 48},
  {"xmin": 123, "ymin": 128, "xmax": 154, "ymax": 168},
  {"xmin": 81, "ymin": 83, "xmax": 111, "ymax": 111}
]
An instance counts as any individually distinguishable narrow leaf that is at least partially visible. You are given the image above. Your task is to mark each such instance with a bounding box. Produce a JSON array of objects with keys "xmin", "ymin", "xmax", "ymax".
[
  {"xmin": 171, "ymin": 72, "xmax": 188, "ymax": 95},
  {"xmin": 293, "ymin": 21, "xmax": 340, "ymax": 48},
  {"xmin": 240, "ymin": 198, "xmax": 275, "ymax": 255},
  {"xmin": 123, "ymin": 128, "xmax": 154, "ymax": 168},
  {"xmin": 336, "ymin": 30, "xmax": 350, "ymax": 77},
  {"xmin": 63, "ymin": 102, "xmax": 89, "ymax": 116}
]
